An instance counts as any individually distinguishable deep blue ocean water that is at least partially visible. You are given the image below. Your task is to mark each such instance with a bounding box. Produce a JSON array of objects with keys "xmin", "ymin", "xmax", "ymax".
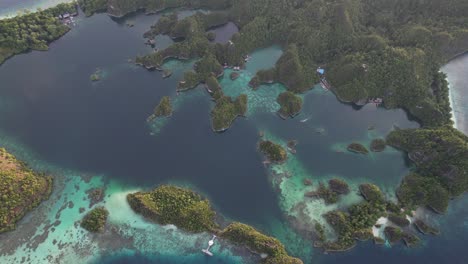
[{"xmin": 0, "ymin": 8, "xmax": 467, "ymax": 264}]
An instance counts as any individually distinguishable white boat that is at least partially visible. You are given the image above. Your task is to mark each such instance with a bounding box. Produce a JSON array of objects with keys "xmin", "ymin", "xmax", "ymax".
[
  {"xmin": 201, "ymin": 235, "xmax": 216, "ymax": 256},
  {"xmin": 202, "ymin": 249, "xmax": 213, "ymax": 256}
]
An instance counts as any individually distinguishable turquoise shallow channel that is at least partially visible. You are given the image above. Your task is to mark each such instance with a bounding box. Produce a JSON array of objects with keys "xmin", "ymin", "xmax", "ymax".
[{"xmin": 0, "ymin": 5, "xmax": 468, "ymax": 264}]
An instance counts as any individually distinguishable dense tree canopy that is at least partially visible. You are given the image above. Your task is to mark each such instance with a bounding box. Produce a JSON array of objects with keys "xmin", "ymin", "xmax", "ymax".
[
  {"xmin": 0, "ymin": 148, "xmax": 52, "ymax": 233},
  {"xmin": 0, "ymin": 3, "xmax": 76, "ymax": 64}
]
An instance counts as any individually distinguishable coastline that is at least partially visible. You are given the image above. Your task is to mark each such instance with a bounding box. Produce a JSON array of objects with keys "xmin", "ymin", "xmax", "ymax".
[
  {"xmin": 0, "ymin": 1, "xmax": 467, "ymax": 263},
  {"xmin": 443, "ymin": 52, "xmax": 468, "ymax": 135},
  {"xmin": 0, "ymin": 0, "xmax": 74, "ymax": 20},
  {"xmin": 448, "ymin": 80, "xmax": 458, "ymax": 130}
]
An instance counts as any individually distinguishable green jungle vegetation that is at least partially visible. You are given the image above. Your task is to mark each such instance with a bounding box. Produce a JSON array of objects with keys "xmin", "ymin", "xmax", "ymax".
[
  {"xmin": 277, "ymin": 91, "xmax": 303, "ymax": 119},
  {"xmin": 370, "ymin": 138, "xmax": 386, "ymax": 152},
  {"xmin": 305, "ymin": 179, "xmax": 350, "ymax": 204},
  {"xmin": 126, "ymin": 0, "xmax": 466, "ymax": 126},
  {"xmin": 127, "ymin": 185, "xmax": 303, "ymax": 263},
  {"xmin": 323, "ymin": 184, "xmax": 386, "ymax": 251},
  {"xmin": 127, "ymin": 185, "xmax": 218, "ymax": 233},
  {"xmin": 258, "ymin": 140, "xmax": 288, "ymax": 163},
  {"xmin": 90, "ymin": 68, "xmax": 102, "ymax": 82},
  {"xmin": 388, "ymin": 214, "xmax": 410, "ymax": 227},
  {"xmin": 347, "ymin": 143, "xmax": 369, "ymax": 154},
  {"xmin": 211, "ymin": 93, "xmax": 247, "ymax": 131},
  {"xmin": 387, "ymin": 126, "xmax": 468, "ymax": 213},
  {"xmin": 221, "ymin": 222, "xmax": 303, "ymax": 264},
  {"xmin": 204, "ymin": 74, "xmax": 247, "ymax": 132},
  {"xmin": 78, "ymin": 0, "xmax": 107, "ymax": 16},
  {"xmin": 0, "ymin": 3, "xmax": 77, "ymax": 64},
  {"xmin": 0, "ymin": 148, "xmax": 52, "ymax": 233},
  {"xmin": 1, "ymin": 0, "xmax": 467, "ymax": 257},
  {"xmin": 148, "ymin": 96, "xmax": 173, "ymax": 121},
  {"xmin": 80, "ymin": 206, "xmax": 109, "ymax": 232},
  {"xmin": 320, "ymin": 182, "xmax": 423, "ymax": 251},
  {"xmin": 153, "ymin": 96, "xmax": 173, "ymax": 117}
]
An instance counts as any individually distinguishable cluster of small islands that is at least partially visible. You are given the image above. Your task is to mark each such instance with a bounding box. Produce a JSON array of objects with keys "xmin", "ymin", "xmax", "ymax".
[{"xmin": 0, "ymin": 0, "xmax": 467, "ymax": 263}]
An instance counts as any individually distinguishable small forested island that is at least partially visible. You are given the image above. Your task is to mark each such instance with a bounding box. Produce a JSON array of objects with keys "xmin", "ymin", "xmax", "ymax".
[
  {"xmin": 211, "ymin": 93, "xmax": 247, "ymax": 132},
  {"xmin": 127, "ymin": 185, "xmax": 217, "ymax": 233},
  {"xmin": 347, "ymin": 143, "xmax": 369, "ymax": 154},
  {"xmin": 154, "ymin": 96, "xmax": 172, "ymax": 117},
  {"xmin": 90, "ymin": 68, "xmax": 102, "ymax": 82},
  {"xmin": 287, "ymin": 140, "xmax": 298, "ymax": 154},
  {"xmin": 80, "ymin": 206, "xmax": 109, "ymax": 232},
  {"xmin": 370, "ymin": 138, "xmax": 386, "ymax": 152},
  {"xmin": 148, "ymin": 96, "xmax": 172, "ymax": 121},
  {"xmin": 127, "ymin": 185, "xmax": 302, "ymax": 263},
  {"xmin": 0, "ymin": 148, "xmax": 52, "ymax": 233},
  {"xmin": 388, "ymin": 214, "xmax": 410, "ymax": 227},
  {"xmin": 0, "ymin": 3, "xmax": 77, "ymax": 65},
  {"xmin": 305, "ymin": 179, "xmax": 349, "ymax": 204},
  {"xmin": 277, "ymin": 91, "xmax": 303, "ymax": 119},
  {"xmin": 258, "ymin": 140, "xmax": 287, "ymax": 163},
  {"xmin": 414, "ymin": 219, "xmax": 440, "ymax": 235},
  {"xmin": 78, "ymin": 0, "xmax": 108, "ymax": 17},
  {"xmin": 315, "ymin": 181, "xmax": 423, "ymax": 251}
]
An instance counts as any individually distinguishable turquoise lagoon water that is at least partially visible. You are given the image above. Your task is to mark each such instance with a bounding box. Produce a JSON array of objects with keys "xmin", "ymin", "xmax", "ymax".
[{"xmin": 0, "ymin": 7, "xmax": 467, "ymax": 264}]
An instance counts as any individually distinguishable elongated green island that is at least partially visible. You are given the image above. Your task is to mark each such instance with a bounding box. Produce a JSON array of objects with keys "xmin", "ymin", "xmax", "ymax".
[
  {"xmin": 0, "ymin": 3, "xmax": 77, "ymax": 65},
  {"xmin": 127, "ymin": 185, "xmax": 217, "ymax": 233},
  {"xmin": 127, "ymin": 185, "xmax": 303, "ymax": 263},
  {"xmin": 80, "ymin": 206, "xmax": 109, "ymax": 232},
  {"xmin": 259, "ymin": 140, "xmax": 288, "ymax": 163}
]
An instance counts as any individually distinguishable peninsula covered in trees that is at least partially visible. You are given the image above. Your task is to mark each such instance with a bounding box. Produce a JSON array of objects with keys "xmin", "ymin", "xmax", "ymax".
[
  {"xmin": 0, "ymin": 3, "xmax": 77, "ymax": 65},
  {"xmin": 0, "ymin": 148, "xmax": 52, "ymax": 233}
]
